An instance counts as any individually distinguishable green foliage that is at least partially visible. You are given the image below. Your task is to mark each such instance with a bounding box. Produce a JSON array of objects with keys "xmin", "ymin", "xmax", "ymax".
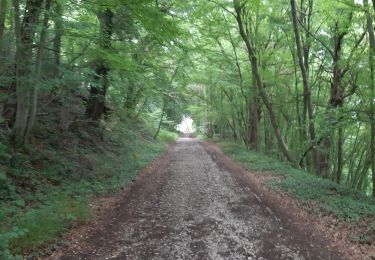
[
  {"xmin": 218, "ymin": 141, "xmax": 293, "ymax": 173},
  {"xmin": 0, "ymin": 119, "xmax": 169, "ymax": 257},
  {"xmin": 216, "ymin": 140, "xmax": 375, "ymax": 222},
  {"xmin": 0, "ymin": 227, "xmax": 24, "ymax": 260},
  {"xmin": 157, "ymin": 129, "xmax": 178, "ymax": 142},
  {"xmin": 10, "ymin": 198, "xmax": 90, "ymax": 254},
  {"xmin": 0, "ymin": 172, "xmax": 16, "ymax": 201},
  {"xmin": 1, "ymin": 0, "xmax": 375, "ymax": 256},
  {"xmin": 0, "ymin": 143, "xmax": 5, "ymax": 155},
  {"xmin": 183, "ymin": 0, "xmax": 375, "ymax": 197},
  {"xmin": 0, "ymin": 141, "xmax": 15, "ymax": 202},
  {"xmin": 269, "ymin": 175, "xmax": 375, "ymax": 221}
]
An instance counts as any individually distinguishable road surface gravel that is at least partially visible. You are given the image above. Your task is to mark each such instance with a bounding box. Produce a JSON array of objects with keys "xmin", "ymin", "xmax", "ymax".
[{"xmin": 57, "ymin": 138, "xmax": 343, "ymax": 260}]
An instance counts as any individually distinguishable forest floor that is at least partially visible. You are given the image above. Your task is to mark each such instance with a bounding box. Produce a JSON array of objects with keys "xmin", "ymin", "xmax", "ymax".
[{"xmin": 46, "ymin": 138, "xmax": 353, "ymax": 260}]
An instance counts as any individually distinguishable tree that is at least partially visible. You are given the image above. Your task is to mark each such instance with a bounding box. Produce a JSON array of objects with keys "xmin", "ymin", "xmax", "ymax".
[
  {"xmin": 290, "ymin": 0, "xmax": 319, "ymax": 172},
  {"xmin": 13, "ymin": 0, "xmax": 44, "ymax": 145},
  {"xmin": 86, "ymin": 8, "xmax": 114, "ymax": 121},
  {"xmin": 233, "ymin": 0, "xmax": 297, "ymax": 166},
  {"xmin": 179, "ymin": 0, "xmax": 374, "ymax": 195},
  {"xmin": 0, "ymin": 0, "xmax": 6, "ymax": 43},
  {"xmin": 364, "ymin": 0, "xmax": 375, "ymax": 197}
]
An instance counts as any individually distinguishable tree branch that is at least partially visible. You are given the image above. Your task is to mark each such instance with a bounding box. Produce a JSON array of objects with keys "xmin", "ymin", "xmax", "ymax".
[
  {"xmin": 207, "ymin": 0, "xmax": 236, "ymax": 17},
  {"xmin": 297, "ymin": 17, "xmax": 334, "ymax": 58}
]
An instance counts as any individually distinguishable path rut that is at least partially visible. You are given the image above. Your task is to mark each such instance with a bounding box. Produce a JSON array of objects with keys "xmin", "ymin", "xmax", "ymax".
[{"xmin": 57, "ymin": 138, "xmax": 343, "ymax": 260}]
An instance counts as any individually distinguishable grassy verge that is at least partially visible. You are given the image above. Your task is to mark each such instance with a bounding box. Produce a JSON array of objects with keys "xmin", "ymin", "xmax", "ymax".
[
  {"xmin": 0, "ymin": 120, "xmax": 174, "ymax": 259},
  {"xmin": 214, "ymin": 140, "xmax": 375, "ymax": 242}
]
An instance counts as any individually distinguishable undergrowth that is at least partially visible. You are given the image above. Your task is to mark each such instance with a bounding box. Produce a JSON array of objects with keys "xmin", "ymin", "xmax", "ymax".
[
  {"xmin": 0, "ymin": 118, "xmax": 174, "ymax": 259},
  {"xmin": 216, "ymin": 140, "xmax": 375, "ymax": 223},
  {"xmin": 157, "ymin": 129, "xmax": 179, "ymax": 143}
]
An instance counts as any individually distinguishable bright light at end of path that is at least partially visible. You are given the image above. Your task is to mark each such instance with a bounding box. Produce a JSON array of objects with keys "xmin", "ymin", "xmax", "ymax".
[{"xmin": 176, "ymin": 116, "xmax": 195, "ymax": 134}]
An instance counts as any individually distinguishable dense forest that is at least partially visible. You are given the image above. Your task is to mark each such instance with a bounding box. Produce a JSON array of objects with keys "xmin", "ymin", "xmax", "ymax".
[
  {"xmin": 0, "ymin": 0, "xmax": 375, "ymax": 258},
  {"xmin": 1, "ymin": 0, "xmax": 374, "ymax": 194},
  {"xmin": 184, "ymin": 0, "xmax": 375, "ymax": 197}
]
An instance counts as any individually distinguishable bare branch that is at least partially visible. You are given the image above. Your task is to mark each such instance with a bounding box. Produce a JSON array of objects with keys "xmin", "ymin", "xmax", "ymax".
[
  {"xmin": 297, "ymin": 18, "xmax": 334, "ymax": 58},
  {"xmin": 207, "ymin": 0, "xmax": 236, "ymax": 17}
]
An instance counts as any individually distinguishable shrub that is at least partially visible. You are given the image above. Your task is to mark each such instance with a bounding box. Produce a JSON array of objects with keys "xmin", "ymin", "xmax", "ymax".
[{"xmin": 157, "ymin": 129, "xmax": 178, "ymax": 142}]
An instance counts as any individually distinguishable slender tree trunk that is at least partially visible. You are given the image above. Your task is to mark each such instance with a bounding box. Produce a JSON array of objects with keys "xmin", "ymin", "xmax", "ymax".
[
  {"xmin": 23, "ymin": 0, "xmax": 51, "ymax": 138},
  {"xmin": 51, "ymin": 3, "xmax": 70, "ymax": 130},
  {"xmin": 333, "ymin": 23, "xmax": 349, "ymax": 182},
  {"xmin": 336, "ymin": 127, "xmax": 344, "ymax": 183},
  {"xmin": 86, "ymin": 8, "xmax": 113, "ymax": 121},
  {"xmin": 290, "ymin": 0, "xmax": 318, "ymax": 172},
  {"xmin": 369, "ymin": 2, "xmax": 375, "ymax": 197},
  {"xmin": 364, "ymin": 0, "xmax": 375, "ymax": 196},
  {"xmin": 369, "ymin": 55, "xmax": 375, "ymax": 195},
  {"xmin": 0, "ymin": 0, "xmax": 8, "ymax": 90},
  {"xmin": 249, "ymin": 8, "xmax": 260, "ymax": 151},
  {"xmin": 292, "ymin": 50, "xmax": 303, "ymax": 150},
  {"xmin": 0, "ymin": 0, "xmax": 7, "ymax": 42},
  {"xmin": 247, "ymin": 75, "xmax": 259, "ymax": 150},
  {"xmin": 87, "ymin": 66, "xmax": 110, "ymax": 120},
  {"xmin": 367, "ymin": 46, "xmax": 375, "ymax": 191},
  {"xmin": 232, "ymin": 117, "xmax": 237, "ymax": 141},
  {"xmin": 371, "ymin": 119, "xmax": 375, "ymax": 197},
  {"xmin": 35, "ymin": 0, "xmax": 51, "ymax": 75},
  {"xmin": 12, "ymin": 0, "xmax": 44, "ymax": 145},
  {"xmin": 2, "ymin": 0, "xmax": 20, "ymax": 125},
  {"xmin": 53, "ymin": 1, "xmax": 63, "ymax": 77},
  {"xmin": 233, "ymin": 0, "xmax": 297, "ymax": 166},
  {"xmin": 124, "ymin": 81, "xmax": 138, "ymax": 112},
  {"xmin": 153, "ymin": 101, "xmax": 166, "ymax": 139},
  {"xmin": 320, "ymin": 20, "xmax": 348, "ymax": 179},
  {"xmin": 153, "ymin": 60, "xmax": 180, "ymax": 138}
]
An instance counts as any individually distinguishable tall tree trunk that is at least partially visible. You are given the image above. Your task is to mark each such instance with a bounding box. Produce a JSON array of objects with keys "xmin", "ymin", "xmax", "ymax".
[
  {"xmin": 0, "ymin": 0, "xmax": 8, "ymax": 90},
  {"xmin": 2, "ymin": 0, "xmax": 20, "ymax": 125},
  {"xmin": 0, "ymin": 0, "xmax": 7, "ymax": 43},
  {"xmin": 301, "ymin": 0, "xmax": 313, "ymax": 169},
  {"xmin": 86, "ymin": 8, "xmax": 113, "ymax": 121},
  {"xmin": 307, "ymin": 12, "xmax": 350, "ymax": 179},
  {"xmin": 153, "ymin": 61, "xmax": 180, "ymax": 139},
  {"xmin": 336, "ymin": 127, "xmax": 344, "ymax": 183},
  {"xmin": 53, "ymin": 1, "xmax": 63, "ymax": 77},
  {"xmin": 22, "ymin": 0, "xmax": 51, "ymax": 137},
  {"xmin": 248, "ymin": 7, "xmax": 261, "ymax": 151},
  {"xmin": 364, "ymin": 0, "xmax": 375, "ymax": 196},
  {"xmin": 247, "ymin": 76, "xmax": 260, "ymax": 150},
  {"xmin": 322, "ymin": 21, "xmax": 348, "ymax": 180},
  {"xmin": 12, "ymin": 0, "xmax": 44, "ymax": 145},
  {"xmin": 290, "ymin": 0, "xmax": 318, "ymax": 172},
  {"xmin": 371, "ymin": 118, "xmax": 375, "ymax": 197},
  {"xmin": 36, "ymin": 0, "xmax": 51, "ymax": 75},
  {"xmin": 124, "ymin": 81, "xmax": 138, "ymax": 112},
  {"xmin": 369, "ymin": 1, "xmax": 375, "ymax": 197},
  {"xmin": 233, "ymin": 0, "xmax": 297, "ymax": 166},
  {"xmin": 153, "ymin": 101, "xmax": 166, "ymax": 139},
  {"xmin": 51, "ymin": 3, "xmax": 70, "ymax": 130}
]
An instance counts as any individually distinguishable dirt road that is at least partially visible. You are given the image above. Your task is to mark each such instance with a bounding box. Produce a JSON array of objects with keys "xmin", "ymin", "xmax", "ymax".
[{"xmin": 56, "ymin": 138, "xmax": 343, "ymax": 260}]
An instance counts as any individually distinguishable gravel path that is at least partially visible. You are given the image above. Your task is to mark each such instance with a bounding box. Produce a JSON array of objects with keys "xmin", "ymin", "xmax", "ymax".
[{"xmin": 58, "ymin": 138, "xmax": 343, "ymax": 260}]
